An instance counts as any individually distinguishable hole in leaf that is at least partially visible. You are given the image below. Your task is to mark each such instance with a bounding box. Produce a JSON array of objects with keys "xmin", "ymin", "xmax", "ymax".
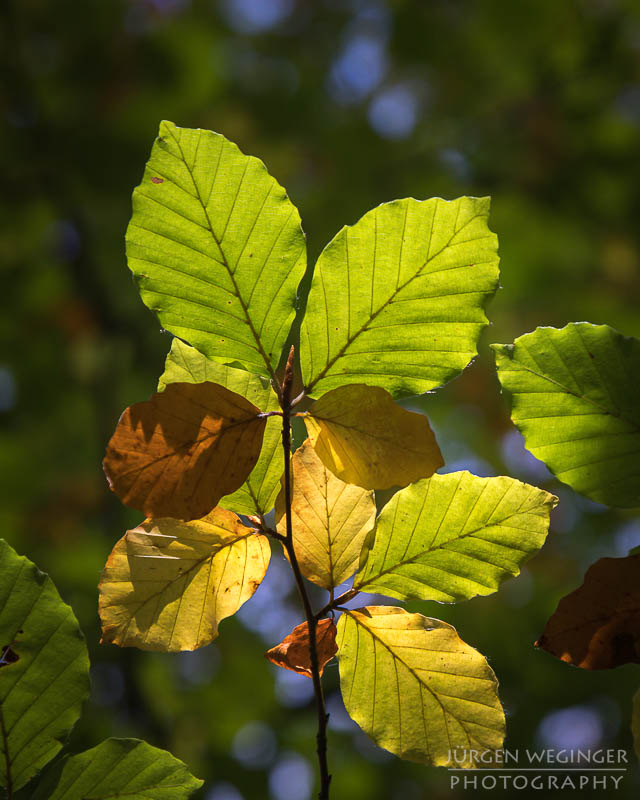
[{"xmin": 0, "ymin": 645, "xmax": 19, "ymax": 667}]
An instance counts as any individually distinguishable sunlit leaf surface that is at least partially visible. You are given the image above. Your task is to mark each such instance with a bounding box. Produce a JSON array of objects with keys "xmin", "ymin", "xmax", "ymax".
[
  {"xmin": 301, "ymin": 196, "xmax": 500, "ymax": 398},
  {"xmin": 304, "ymin": 384, "xmax": 443, "ymax": 489},
  {"xmin": 127, "ymin": 120, "xmax": 306, "ymax": 379},
  {"xmin": 356, "ymin": 471, "xmax": 556, "ymax": 602},
  {"xmin": 336, "ymin": 607, "xmax": 505, "ymax": 765},
  {"xmin": 99, "ymin": 509, "xmax": 270, "ymax": 651},
  {"xmin": 493, "ymin": 323, "xmax": 640, "ymax": 508},
  {"xmin": 275, "ymin": 441, "xmax": 376, "ymax": 589}
]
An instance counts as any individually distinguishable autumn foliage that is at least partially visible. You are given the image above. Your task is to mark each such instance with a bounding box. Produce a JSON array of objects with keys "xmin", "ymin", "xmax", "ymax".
[{"xmin": 94, "ymin": 121, "xmax": 639, "ymax": 795}]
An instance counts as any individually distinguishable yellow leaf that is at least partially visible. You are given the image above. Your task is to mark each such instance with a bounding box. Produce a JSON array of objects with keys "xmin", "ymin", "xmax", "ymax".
[
  {"xmin": 103, "ymin": 381, "xmax": 266, "ymax": 521},
  {"xmin": 304, "ymin": 384, "xmax": 443, "ymax": 490},
  {"xmin": 275, "ymin": 441, "xmax": 376, "ymax": 589},
  {"xmin": 336, "ymin": 607, "xmax": 505, "ymax": 766},
  {"xmin": 98, "ymin": 508, "xmax": 270, "ymax": 651}
]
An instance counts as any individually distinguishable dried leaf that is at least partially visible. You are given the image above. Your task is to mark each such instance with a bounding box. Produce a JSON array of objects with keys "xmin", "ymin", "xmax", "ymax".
[
  {"xmin": 275, "ymin": 441, "xmax": 376, "ymax": 589},
  {"xmin": 535, "ymin": 554, "xmax": 640, "ymax": 669},
  {"xmin": 99, "ymin": 508, "xmax": 270, "ymax": 651},
  {"xmin": 304, "ymin": 384, "xmax": 443, "ymax": 490},
  {"xmin": 158, "ymin": 339, "xmax": 283, "ymax": 517},
  {"xmin": 103, "ymin": 381, "xmax": 266, "ymax": 521},
  {"xmin": 265, "ymin": 619, "xmax": 337, "ymax": 678}
]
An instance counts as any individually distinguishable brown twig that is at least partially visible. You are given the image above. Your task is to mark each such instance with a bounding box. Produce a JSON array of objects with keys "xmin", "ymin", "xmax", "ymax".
[{"xmin": 280, "ymin": 346, "xmax": 331, "ymax": 799}]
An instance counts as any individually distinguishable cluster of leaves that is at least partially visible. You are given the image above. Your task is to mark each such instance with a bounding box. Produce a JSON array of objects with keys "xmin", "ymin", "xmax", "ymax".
[
  {"xmin": 98, "ymin": 121, "xmax": 559, "ymax": 780},
  {"xmin": 0, "ymin": 539, "xmax": 202, "ymax": 799},
  {"xmin": 492, "ymin": 322, "xmax": 640, "ymax": 755}
]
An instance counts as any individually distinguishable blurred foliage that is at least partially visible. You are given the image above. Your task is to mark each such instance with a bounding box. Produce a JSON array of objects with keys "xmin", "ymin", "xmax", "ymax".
[{"xmin": 1, "ymin": 0, "xmax": 640, "ymax": 798}]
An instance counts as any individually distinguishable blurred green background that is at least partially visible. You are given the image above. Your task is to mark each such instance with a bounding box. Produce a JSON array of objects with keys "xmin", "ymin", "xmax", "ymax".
[{"xmin": 2, "ymin": 0, "xmax": 640, "ymax": 798}]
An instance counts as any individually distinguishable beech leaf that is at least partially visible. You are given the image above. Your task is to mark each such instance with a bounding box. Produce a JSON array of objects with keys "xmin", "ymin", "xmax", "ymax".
[
  {"xmin": 103, "ymin": 381, "xmax": 266, "ymax": 521},
  {"xmin": 336, "ymin": 607, "xmax": 505, "ymax": 766},
  {"xmin": 265, "ymin": 619, "xmax": 338, "ymax": 679},
  {"xmin": 535, "ymin": 554, "xmax": 640, "ymax": 669},
  {"xmin": 303, "ymin": 384, "xmax": 443, "ymax": 490},
  {"xmin": 98, "ymin": 508, "xmax": 270, "ymax": 651},
  {"xmin": 493, "ymin": 323, "xmax": 640, "ymax": 508},
  {"xmin": 32, "ymin": 738, "xmax": 203, "ymax": 799},
  {"xmin": 127, "ymin": 121, "xmax": 306, "ymax": 379},
  {"xmin": 0, "ymin": 540, "xmax": 90, "ymax": 792},
  {"xmin": 356, "ymin": 471, "xmax": 556, "ymax": 603},
  {"xmin": 300, "ymin": 196, "xmax": 500, "ymax": 398},
  {"xmin": 275, "ymin": 441, "xmax": 376, "ymax": 589},
  {"xmin": 158, "ymin": 338, "xmax": 282, "ymax": 516}
]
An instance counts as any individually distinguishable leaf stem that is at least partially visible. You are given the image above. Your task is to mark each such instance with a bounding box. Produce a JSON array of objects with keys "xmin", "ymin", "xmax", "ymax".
[
  {"xmin": 315, "ymin": 587, "xmax": 360, "ymax": 621},
  {"xmin": 280, "ymin": 346, "xmax": 331, "ymax": 800}
]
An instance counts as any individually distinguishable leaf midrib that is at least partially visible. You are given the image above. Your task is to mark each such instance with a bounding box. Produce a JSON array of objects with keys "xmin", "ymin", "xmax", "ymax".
[
  {"xmin": 344, "ymin": 611, "xmax": 500, "ymax": 750},
  {"xmin": 110, "ymin": 530, "xmax": 259, "ymax": 641},
  {"xmin": 306, "ymin": 209, "xmax": 489, "ymax": 391},
  {"xmin": 166, "ymin": 126, "xmax": 278, "ymax": 382},
  {"xmin": 355, "ymin": 503, "xmax": 546, "ymax": 591},
  {"xmin": 500, "ymin": 347, "xmax": 640, "ymax": 433}
]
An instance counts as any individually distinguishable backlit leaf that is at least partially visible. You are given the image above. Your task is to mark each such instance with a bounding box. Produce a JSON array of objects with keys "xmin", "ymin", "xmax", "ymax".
[
  {"xmin": 103, "ymin": 381, "xmax": 266, "ymax": 521},
  {"xmin": 535, "ymin": 554, "xmax": 640, "ymax": 669},
  {"xmin": 127, "ymin": 121, "xmax": 306, "ymax": 379},
  {"xmin": 32, "ymin": 738, "xmax": 203, "ymax": 799},
  {"xmin": 265, "ymin": 619, "xmax": 337, "ymax": 679},
  {"xmin": 493, "ymin": 323, "xmax": 640, "ymax": 508},
  {"xmin": 275, "ymin": 441, "xmax": 376, "ymax": 589},
  {"xmin": 158, "ymin": 338, "xmax": 282, "ymax": 516},
  {"xmin": 303, "ymin": 384, "xmax": 443, "ymax": 489},
  {"xmin": 300, "ymin": 196, "xmax": 500, "ymax": 398},
  {"xmin": 336, "ymin": 607, "xmax": 505, "ymax": 765},
  {"xmin": 98, "ymin": 508, "xmax": 270, "ymax": 651},
  {"xmin": 0, "ymin": 540, "xmax": 90, "ymax": 792},
  {"xmin": 355, "ymin": 471, "xmax": 556, "ymax": 603}
]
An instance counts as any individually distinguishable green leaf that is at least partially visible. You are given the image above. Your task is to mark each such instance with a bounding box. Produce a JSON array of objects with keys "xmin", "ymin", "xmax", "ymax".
[
  {"xmin": 336, "ymin": 607, "xmax": 505, "ymax": 766},
  {"xmin": 127, "ymin": 121, "xmax": 306, "ymax": 380},
  {"xmin": 159, "ymin": 338, "xmax": 283, "ymax": 516},
  {"xmin": 0, "ymin": 540, "xmax": 90, "ymax": 792},
  {"xmin": 300, "ymin": 196, "xmax": 500, "ymax": 398},
  {"xmin": 355, "ymin": 471, "xmax": 557, "ymax": 603},
  {"xmin": 493, "ymin": 323, "xmax": 640, "ymax": 508},
  {"xmin": 32, "ymin": 738, "xmax": 203, "ymax": 799}
]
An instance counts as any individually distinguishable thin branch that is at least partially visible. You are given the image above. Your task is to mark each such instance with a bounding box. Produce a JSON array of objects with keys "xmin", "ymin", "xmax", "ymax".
[
  {"xmin": 280, "ymin": 347, "xmax": 331, "ymax": 800},
  {"xmin": 315, "ymin": 587, "xmax": 360, "ymax": 621}
]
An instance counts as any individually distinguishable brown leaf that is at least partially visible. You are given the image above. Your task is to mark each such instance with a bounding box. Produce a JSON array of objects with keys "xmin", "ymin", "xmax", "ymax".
[
  {"xmin": 103, "ymin": 381, "xmax": 266, "ymax": 521},
  {"xmin": 265, "ymin": 619, "xmax": 338, "ymax": 678},
  {"xmin": 535, "ymin": 554, "xmax": 640, "ymax": 669}
]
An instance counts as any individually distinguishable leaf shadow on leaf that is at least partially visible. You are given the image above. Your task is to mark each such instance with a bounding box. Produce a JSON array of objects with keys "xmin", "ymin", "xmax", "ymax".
[{"xmin": 104, "ymin": 381, "xmax": 267, "ymax": 520}]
